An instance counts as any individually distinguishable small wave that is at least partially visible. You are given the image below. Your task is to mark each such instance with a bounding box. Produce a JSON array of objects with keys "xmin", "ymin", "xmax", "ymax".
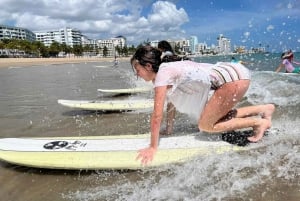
[
  {"xmin": 62, "ymin": 126, "xmax": 299, "ymax": 201},
  {"xmin": 247, "ymin": 71, "xmax": 300, "ymax": 107}
]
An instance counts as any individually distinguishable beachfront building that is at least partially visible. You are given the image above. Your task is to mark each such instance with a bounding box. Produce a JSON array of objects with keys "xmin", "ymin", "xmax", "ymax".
[
  {"xmin": 0, "ymin": 24, "xmax": 36, "ymax": 41},
  {"xmin": 196, "ymin": 42, "xmax": 208, "ymax": 54},
  {"xmin": 150, "ymin": 40, "xmax": 176, "ymax": 51},
  {"xmin": 81, "ymin": 35, "xmax": 98, "ymax": 56},
  {"xmin": 175, "ymin": 39, "xmax": 190, "ymax": 54},
  {"xmin": 150, "ymin": 39, "xmax": 191, "ymax": 55},
  {"xmin": 233, "ymin": 45, "xmax": 247, "ymax": 54},
  {"xmin": 0, "ymin": 49, "xmax": 26, "ymax": 57},
  {"xmin": 97, "ymin": 36, "xmax": 126, "ymax": 57},
  {"xmin": 150, "ymin": 40, "xmax": 159, "ymax": 47},
  {"xmin": 34, "ymin": 27, "xmax": 82, "ymax": 47},
  {"xmin": 189, "ymin": 36, "xmax": 198, "ymax": 54},
  {"xmin": 149, "ymin": 34, "xmax": 234, "ymax": 56},
  {"xmin": 217, "ymin": 34, "xmax": 231, "ymax": 54},
  {"xmin": 0, "ymin": 25, "xmax": 36, "ymax": 57}
]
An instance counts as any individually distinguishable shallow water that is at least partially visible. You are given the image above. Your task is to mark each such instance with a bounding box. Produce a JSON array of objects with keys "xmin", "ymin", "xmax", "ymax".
[{"xmin": 0, "ymin": 54, "xmax": 299, "ymax": 201}]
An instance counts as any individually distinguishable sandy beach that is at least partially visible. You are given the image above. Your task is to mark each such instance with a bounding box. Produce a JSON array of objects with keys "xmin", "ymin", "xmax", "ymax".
[{"xmin": 0, "ymin": 57, "xmax": 129, "ymax": 68}]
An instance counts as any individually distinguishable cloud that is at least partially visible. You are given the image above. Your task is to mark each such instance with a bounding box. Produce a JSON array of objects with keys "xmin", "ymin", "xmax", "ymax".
[
  {"xmin": 148, "ymin": 1, "xmax": 188, "ymax": 31},
  {"xmin": 1, "ymin": 0, "xmax": 299, "ymax": 51},
  {"xmin": 0, "ymin": 0, "xmax": 189, "ymax": 44}
]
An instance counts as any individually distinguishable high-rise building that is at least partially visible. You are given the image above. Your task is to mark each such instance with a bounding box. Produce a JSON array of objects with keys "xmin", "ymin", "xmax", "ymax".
[
  {"xmin": 34, "ymin": 27, "xmax": 82, "ymax": 47},
  {"xmin": 0, "ymin": 24, "xmax": 36, "ymax": 41},
  {"xmin": 217, "ymin": 34, "xmax": 231, "ymax": 54},
  {"xmin": 189, "ymin": 36, "xmax": 198, "ymax": 54}
]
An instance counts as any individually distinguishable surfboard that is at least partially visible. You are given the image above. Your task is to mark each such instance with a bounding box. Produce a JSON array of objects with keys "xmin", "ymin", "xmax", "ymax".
[
  {"xmin": 0, "ymin": 134, "xmax": 250, "ymax": 170},
  {"xmin": 93, "ymin": 65, "xmax": 112, "ymax": 68},
  {"xmin": 97, "ymin": 87, "xmax": 152, "ymax": 95},
  {"xmin": 281, "ymin": 72, "xmax": 300, "ymax": 75},
  {"xmin": 57, "ymin": 99, "xmax": 154, "ymax": 111}
]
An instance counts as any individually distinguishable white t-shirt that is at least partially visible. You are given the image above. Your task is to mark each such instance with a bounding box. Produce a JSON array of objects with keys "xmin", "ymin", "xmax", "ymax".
[{"xmin": 154, "ymin": 60, "xmax": 213, "ymax": 120}]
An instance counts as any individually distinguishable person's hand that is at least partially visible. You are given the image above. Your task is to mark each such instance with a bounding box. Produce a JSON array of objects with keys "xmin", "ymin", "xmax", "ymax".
[{"xmin": 136, "ymin": 147, "xmax": 157, "ymax": 166}]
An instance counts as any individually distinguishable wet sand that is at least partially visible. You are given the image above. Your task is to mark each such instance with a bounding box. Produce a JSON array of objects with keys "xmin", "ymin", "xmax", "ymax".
[{"xmin": 0, "ymin": 57, "xmax": 129, "ymax": 68}]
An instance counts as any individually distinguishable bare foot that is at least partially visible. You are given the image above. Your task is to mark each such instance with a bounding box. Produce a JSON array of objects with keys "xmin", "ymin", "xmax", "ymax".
[
  {"xmin": 248, "ymin": 119, "xmax": 271, "ymax": 142},
  {"xmin": 261, "ymin": 104, "xmax": 275, "ymax": 121}
]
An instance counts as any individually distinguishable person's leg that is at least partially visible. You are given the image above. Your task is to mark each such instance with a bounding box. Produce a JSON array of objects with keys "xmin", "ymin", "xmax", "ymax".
[
  {"xmin": 198, "ymin": 80, "xmax": 275, "ymax": 142},
  {"xmin": 160, "ymin": 102, "xmax": 176, "ymax": 135},
  {"xmin": 212, "ymin": 115, "xmax": 271, "ymax": 142},
  {"xmin": 210, "ymin": 104, "xmax": 275, "ymax": 142},
  {"xmin": 235, "ymin": 104, "xmax": 275, "ymax": 121},
  {"xmin": 199, "ymin": 80, "xmax": 250, "ymax": 131}
]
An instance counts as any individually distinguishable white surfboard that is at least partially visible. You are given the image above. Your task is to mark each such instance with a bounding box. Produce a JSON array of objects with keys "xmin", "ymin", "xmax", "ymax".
[
  {"xmin": 0, "ymin": 134, "xmax": 249, "ymax": 170},
  {"xmin": 283, "ymin": 73, "xmax": 300, "ymax": 75},
  {"xmin": 93, "ymin": 65, "xmax": 112, "ymax": 68},
  {"xmin": 57, "ymin": 99, "xmax": 154, "ymax": 111},
  {"xmin": 97, "ymin": 87, "xmax": 152, "ymax": 95}
]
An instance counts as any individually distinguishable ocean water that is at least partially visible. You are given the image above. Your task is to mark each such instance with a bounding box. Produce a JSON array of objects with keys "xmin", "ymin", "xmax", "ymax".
[{"xmin": 0, "ymin": 53, "xmax": 299, "ymax": 201}]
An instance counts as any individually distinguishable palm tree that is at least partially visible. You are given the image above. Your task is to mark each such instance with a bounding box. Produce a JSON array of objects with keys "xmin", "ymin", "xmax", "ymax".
[
  {"xmin": 49, "ymin": 41, "xmax": 61, "ymax": 57},
  {"xmin": 103, "ymin": 46, "xmax": 108, "ymax": 57}
]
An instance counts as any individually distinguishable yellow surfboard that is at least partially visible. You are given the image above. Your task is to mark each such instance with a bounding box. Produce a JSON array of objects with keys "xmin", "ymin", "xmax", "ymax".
[
  {"xmin": 0, "ymin": 134, "xmax": 249, "ymax": 170},
  {"xmin": 57, "ymin": 99, "xmax": 154, "ymax": 111}
]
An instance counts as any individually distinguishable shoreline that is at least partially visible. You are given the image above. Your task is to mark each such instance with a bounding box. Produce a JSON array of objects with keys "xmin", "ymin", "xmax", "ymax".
[{"xmin": 0, "ymin": 57, "xmax": 130, "ymax": 68}]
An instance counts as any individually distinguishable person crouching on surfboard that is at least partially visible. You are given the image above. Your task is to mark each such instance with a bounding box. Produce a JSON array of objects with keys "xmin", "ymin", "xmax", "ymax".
[{"xmin": 131, "ymin": 45, "xmax": 275, "ymax": 166}]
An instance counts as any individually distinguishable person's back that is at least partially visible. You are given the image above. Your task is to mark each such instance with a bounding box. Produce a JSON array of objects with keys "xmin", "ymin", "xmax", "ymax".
[
  {"xmin": 275, "ymin": 52, "xmax": 300, "ymax": 73},
  {"xmin": 282, "ymin": 58, "xmax": 295, "ymax": 73}
]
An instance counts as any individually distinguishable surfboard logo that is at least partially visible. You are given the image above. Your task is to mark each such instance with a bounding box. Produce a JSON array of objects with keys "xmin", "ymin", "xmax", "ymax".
[
  {"xmin": 43, "ymin": 140, "xmax": 87, "ymax": 150},
  {"xmin": 43, "ymin": 141, "xmax": 69, "ymax": 150}
]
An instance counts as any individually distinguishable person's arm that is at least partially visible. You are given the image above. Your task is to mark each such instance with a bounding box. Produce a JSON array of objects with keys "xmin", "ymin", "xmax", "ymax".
[
  {"xmin": 292, "ymin": 60, "xmax": 300, "ymax": 65},
  {"xmin": 275, "ymin": 64, "xmax": 284, "ymax": 72},
  {"xmin": 150, "ymin": 86, "xmax": 166, "ymax": 148},
  {"xmin": 136, "ymin": 86, "xmax": 167, "ymax": 165},
  {"xmin": 163, "ymin": 102, "xmax": 176, "ymax": 135}
]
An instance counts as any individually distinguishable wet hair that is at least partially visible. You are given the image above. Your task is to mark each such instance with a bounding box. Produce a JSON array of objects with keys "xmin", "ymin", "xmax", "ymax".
[
  {"xmin": 161, "ymin": 54, "xmax": 190, "ymax": 62},
  {"xmin": 158, "ymin": 40, "xmax": 190, "ymax": 62},
  {"xmin": 130, "ymin": 45, "xmax": 190, "ymax": 73},
  {"xmin": 158, "ymin": 40, "xmax": 174, "ymax": 54},
  {"xmin": 281, "ymin": 52, "xmax": 293, "ymax": 60},
  {"xmin": 131, "ymin": 45, "xmax": 162, "ymax": 73}
]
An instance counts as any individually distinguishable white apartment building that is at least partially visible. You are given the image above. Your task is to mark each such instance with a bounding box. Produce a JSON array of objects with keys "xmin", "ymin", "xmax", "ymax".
[
  {"xmin": 97, "ymin": 36, "xmax": 126, "ymax": 57},
  {"xmin": 174, "ymin": 39, "xmax": 190, "ymax": 54},
  {"xmin": 150, "ymin": 39, "xmax": 190, "ymax": 55},
  {"xmin": 34, "ymin": 27, "xmax": 82, "ymax": 47},
  {"xmin": 81, "ymin": 35, "xmax": 97, "ymax": 47},
  {"xmin": 1, "ymin": 25, "xmax": 127, "ymax": 57},
  {"xmin": 0, "ymin": 24, "xmax": 36, "ymax": 41},
  {"xmin": 217, "ymin": 34, "xmax": 231, "ymax": 54},
  {"xmin": 150, "ymin": 40, "xmax": 159, "ymax": 47},
  {"xmin": 196, "ymin": 42, "xmax": 208, "ymax": 53},
  {"xmin": 150, "ymin": 40, "xmax": 176, "ymax": 51}
]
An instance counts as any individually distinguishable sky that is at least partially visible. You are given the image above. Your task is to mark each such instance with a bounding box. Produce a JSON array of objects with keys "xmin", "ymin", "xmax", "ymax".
[{"xmin": 1, "ymin": 0, "xmax": 299, "ymax": 52}]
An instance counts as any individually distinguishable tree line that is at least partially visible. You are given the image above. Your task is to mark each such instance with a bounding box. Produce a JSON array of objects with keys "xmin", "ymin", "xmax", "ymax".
[{"xmin": 0, "ymin": 38, "xmax": 137, "ymax": 58}]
